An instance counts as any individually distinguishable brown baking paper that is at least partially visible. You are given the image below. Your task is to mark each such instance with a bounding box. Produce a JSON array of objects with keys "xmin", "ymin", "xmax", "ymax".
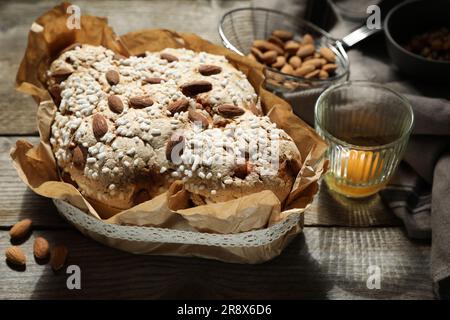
[{"xmin": 10, "ymin": 2, "xmax": 327, "ymax": 263}]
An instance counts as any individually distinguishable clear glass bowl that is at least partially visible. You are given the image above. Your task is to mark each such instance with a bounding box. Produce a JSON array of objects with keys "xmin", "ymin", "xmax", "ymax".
[
  {"xmin": 219, "ymin": 7, "xmax": 350, "ymax": 93},
  {"xmin": 315, "ymin": 81, "xmax": 414, "ymax": 198}
]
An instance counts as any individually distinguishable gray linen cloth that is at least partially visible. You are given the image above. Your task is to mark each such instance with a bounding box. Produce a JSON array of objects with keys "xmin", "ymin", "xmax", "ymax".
[{"xmin": 254, "ymin": 0, "xmax": 450, "ymax": 298}]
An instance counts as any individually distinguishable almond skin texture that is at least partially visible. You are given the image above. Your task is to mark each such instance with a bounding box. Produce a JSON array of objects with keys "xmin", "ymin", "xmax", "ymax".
[
  {"xmin": 217, "ymin": 104, "xmax": 245, "ymax": 118},
  {"xmin": 9, "ymin": 219, "xmax": 32, "ymax": 239},
  {"xmin": 129, "ymin": 96, "xmax": 154, "ymax": 109},
  {"xmin": 107, "ymin": 95, "xmax": 124, "ymax": 113},
  {"xmin": 92, "ymin": 114, "xmax": 108, "ymax": 139},
  {"xmin": 188, "ymin": 110, "xmax": 209, "ymax": 128},
  {"xmin": 50, "ymin": 245, "xmax": 68, "ymax": 271},
  {"xmin": 143, "ymin": 77, "xmax": 165, "ymax": 84},
  {"xmin": 198, "ymin": 65, "xmax": 222, "ymax": 76},
  {"xmin": 72, "ymin": 145, "xmax": 87, "ymax": 169},
  {"xmin": 33, "ymin": 237, "xmax": 50, "ymax": 260},
  {"xmin": 168, "ymin": 98, "xmax": 190, "ymax": 115},
  {"xmin": 105, "ymin": 70, "xmax": 120, "ymax": 85},
  {"xmin": 272, "ymin": 29, "xmax": 294, "ymax": 41},
  {"xmin": 5, "ymin": 246, "xmax": 26, "ymax": 266},
  {"xmin": 160, "ymin": 53, "xmax": 178, "ymax": 62},
  {"xmin": 180, "ymin": 80, "xmax": 212, "ymax": 97}
]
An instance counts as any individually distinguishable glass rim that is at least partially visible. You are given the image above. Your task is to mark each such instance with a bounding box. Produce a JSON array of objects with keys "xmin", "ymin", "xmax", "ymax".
[{"xmin": 314, "ymin": 80, "xmax": 415, "ymax": 151}]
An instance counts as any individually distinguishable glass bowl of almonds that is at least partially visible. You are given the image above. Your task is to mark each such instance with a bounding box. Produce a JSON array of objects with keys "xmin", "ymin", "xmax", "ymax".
[{"xmin": 219, "ymin": 7, "xmax": 350, "ymax": 93}]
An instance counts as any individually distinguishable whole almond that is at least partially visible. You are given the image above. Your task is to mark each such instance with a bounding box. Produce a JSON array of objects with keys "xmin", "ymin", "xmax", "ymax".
[
  {"xmin": 217, "ymin": 104, "xmax": 245, "ymax": 118},
  {"xmin": 198, "ymin": 65, "xmax": 222, "ymax": 76},
  {"xmin": 51, "ymin": 68, "xmax": 72, "ymax": 80},
  {"xmin": 105, "ymin": 70, "xmax": 120, "ymax": 85},
  {"xmin": 92, "ymin": 114, "xmax": 108, "ymax": 139},
  {"xmin": 188, "ymin": 110, "xmax": 209, "ymax": 128},
  {"xmin": 252, "ymin": 40, "xmax": 284, "ymax": 54},
  {"xmin": 50, "ymin": 245, "xmax": 68, "ymax": 271},
  {"xmin": 107, "ymin": 95, "xmax": 124, "ymax": 113},
  {"xmin": 160, "ymin": 53, "xmax": 178, "ymax": 62},
  {"xmin": 289, "ymin": 56, "xmax": 302, "ymax": 69},
  {"xmin": 234, "ymin": 162, "xmax": 253, "ymax": 179},
  {"xmin": 302, "ymin": 34, "xmax": 314, "ymax": 45},
  {"xmin": 272, "ymin": 29, "xmax": 293, "ymax": 41},
  {"xmin": 319, "ymin": 47, "xmax": 336, "ymax": 62},
  {"xmin": 168, "ymin": 98, "xmax": 190, "ymax": 115},
  {"xmin": 260, "ymin": 50, "xmax": 277, "ymax": 64},
  {"xmin": 180, "ymin": 80, "xmax": 212, "ymax": 97},
  {"xmin": 271, "ymin": 56, "xmax": 286, "ymax": 69},
  {"xmin": 166, "ymin": 134, "xmax": 185, "ymax": 161},
  {"xmin": 72, "ymin": 145, "xmax": 87, "ymax": 169},
  {"xmin": 143, "ymin": 77, "xmax": 165, "ymax": 84},
  {"xmin": 305, "ymin": 69, "xmax": 320, "ymax": 79},
  {"xmin": 268, "ymin": 35, "xmax": 285, "ymax": 47},
  {"xmin": 322, "ymin": 63, "xmax": 337, "ymax": 73},
  {"xmin": 284, "ymin": 41, "xmax": 300, "ymax": 55},
  {"xmin": 33, "ymin": 237, "xmax": 50, "ymax": 259},
  {"xmin": 319, "ymin": 70, "xmax": 329, "ymax": 79},
  {"xmin": 250, "ymin": 47, "xmax": 264, "ymax": 61},
  {"xmin": 129, "ymin": 96, "xmax": 154, "ymax": 109},
  {"xmin": 294, "ymin": 64, "xmax": 315, "ymax": 77},
  {"xmin": 297, "ymin": 44, "xmax": 315, "ymax": 58},
  {"xmin": 303, "ymin": 58, "xmax": 325, "ymax": 68},
  {"xmin": 280, "ymin": 63, "xmax": 295, "ymax": 75},
  {"xmin": 5, "ymin": 246, "xmax": 26, "ymax": 266},
  {"xmin": 213, "ymin": 118, "xmax": 230, "ymax": 128},
  {"xmin": 9, "ymin": 219, "xmax": 32, "ymax": 239},
  {"xmin": 48, "ymin": 83, "xmax": 62, "ymax": 106}
]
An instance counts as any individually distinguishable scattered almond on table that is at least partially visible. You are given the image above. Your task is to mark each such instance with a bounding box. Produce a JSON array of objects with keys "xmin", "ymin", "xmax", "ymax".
[
  {"xmin": 9, "ymin": 218, "xmax": 32, "ymax": 239},
  {"xmin": 50, "ymin": 245, "xmax": 68, "ymax": 271},
  {"xmin": 5, "ymin": 246, "xmax": 26, "ymax": 266},
  {"xmin": 247, "ymin": 29, "xmax": 337, "ymax": 80}
]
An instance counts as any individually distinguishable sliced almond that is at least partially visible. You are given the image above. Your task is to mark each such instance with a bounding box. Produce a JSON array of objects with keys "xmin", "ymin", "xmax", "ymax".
[
  {"xmin": 296, "ymin": 44, "xmax": 315, "ymax": 58},
  {"xmin": 217, "ymin": 104, "xmax": 245, "ymax": 118},
  {"xmin": 92, "ymin": 114, "xmax": 108, "ymax": 139},
  {"xmin": 198, "ymin": 65, "xmax": 222, "ymax": 76},
  {"xmin": 188, "ymin": 110, "xmax": 209, "ymax": 128},
  {"xmin": 105, "ymin": 70, "xmax": 120, "ymax": 86},
  {"xmin": 180, "ymin": 80, "xmax": 212, "ymax": 97},
  {"xmin": 107, "ymin": 95, "xmax": 124, "ymax": 113},
  {"xmin": 272, "ymin": 29, "xmax": 293, "ymax": 41},
  {"xmin": 319, "ymin": 47, "xmax": 336, "ymax": 62},
  {"xmin": 129, "ymin": 96, "xmax": 154, "ymax": 109},
  {"xmin": 9, "ymin": 219, "xmax": 32, "ymax": 239}
]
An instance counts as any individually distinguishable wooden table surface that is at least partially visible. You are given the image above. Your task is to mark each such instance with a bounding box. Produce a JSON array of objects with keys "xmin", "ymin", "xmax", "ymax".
[{"xmin": 0, "ymin": 0, "xmax": 434, "ymax": 299}]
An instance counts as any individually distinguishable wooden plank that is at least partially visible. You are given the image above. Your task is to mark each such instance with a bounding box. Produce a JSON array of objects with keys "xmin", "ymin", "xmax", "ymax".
[
  {"xmin": 0, "ymin": 227, "xmax": 433, "ymax": 299},
  {"xmin": 0, "ymin": 0, "xmax": 250, "ymax": 135},
  {"xmin": 305, "ymin": 182, "xmax": 402, "ymax": 227},
  {"xmin": 0, "ymin": 136, "xmax": 401, "ymax": 228}
]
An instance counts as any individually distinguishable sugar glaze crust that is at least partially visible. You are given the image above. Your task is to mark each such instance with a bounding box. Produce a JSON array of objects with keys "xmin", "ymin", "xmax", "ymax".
[{"xmin": 48, "ymin": 44, "xmax": 301, "ymax": 210}]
